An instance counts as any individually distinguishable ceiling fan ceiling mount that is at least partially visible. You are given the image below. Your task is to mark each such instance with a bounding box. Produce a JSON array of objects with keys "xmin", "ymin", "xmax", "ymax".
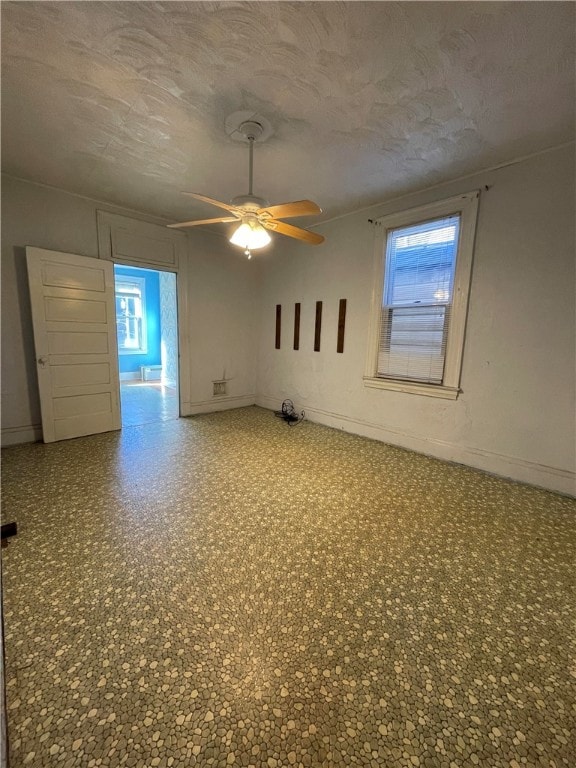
[
  {"xmin": 226, "ymin": 112, "xmax": 273, "ymax": 144},
  {"xmin": 237, "ymin": 120, "xmax": 264, "ymax": 143}
]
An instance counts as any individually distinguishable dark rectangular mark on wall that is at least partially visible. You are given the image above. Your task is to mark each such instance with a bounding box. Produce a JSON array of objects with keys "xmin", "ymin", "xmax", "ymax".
[
  {"xmin": 314, "ymin": 301, "xmax": 322, "ymax": 352},
  {"xmin": 275, "ymin": 304, "xmax": 281, "ymax": 349},
  {"xmin": 293, "ymin": 303, "xmax": 301, "ymax": 350},
  {"xmin": 337, "ymin": 298, "xmax": 347, "ymax": 353}
]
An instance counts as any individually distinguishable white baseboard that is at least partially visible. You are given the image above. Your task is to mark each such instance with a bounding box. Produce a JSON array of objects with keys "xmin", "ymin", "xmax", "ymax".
[
  {"xmin": 1, "ymin": 424, "xmax": 42, "ymax": 446},
  {"xmin": 182, "ymin": 394, "xmax": 256, "ymax": 417},
  {"xmin": 119, "ymin": 372, "xmax": 140, "ymax": 381},
  {"xmin": 256, "ymin": 395, "xmax": 575, "ymax": 497}
]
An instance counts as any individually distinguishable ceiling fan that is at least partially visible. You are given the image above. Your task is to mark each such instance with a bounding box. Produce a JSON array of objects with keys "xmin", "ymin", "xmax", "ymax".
[{"xmin": 167, "ymin": 120, "xmax": 325, "ymax": 258}]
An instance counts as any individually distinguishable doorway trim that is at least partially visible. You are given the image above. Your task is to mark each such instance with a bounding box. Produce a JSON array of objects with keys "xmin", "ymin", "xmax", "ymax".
[{"xmin": 96, "ymin": 211, "xmax": 191, "ymax": 417}]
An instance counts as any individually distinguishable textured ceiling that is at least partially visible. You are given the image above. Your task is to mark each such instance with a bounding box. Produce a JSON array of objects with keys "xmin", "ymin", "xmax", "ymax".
[{"xmin": 1, "ymin": 1, "xmax": 574, "ymax": 227}]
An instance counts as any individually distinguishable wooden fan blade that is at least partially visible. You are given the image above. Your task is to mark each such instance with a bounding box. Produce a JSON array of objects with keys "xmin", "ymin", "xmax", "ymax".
[
  {"xmin": 181, "ymin": 192, "xmax": 241, "ymax": 215},
  {"xmin": 263, "ymin": 219, "xmax": 325, "ymax": 245},
  {"xmin": 257, "ymin": 200, "xmax": 321, "ymax": 219},
  {"xmin": 167, "ymin": 216, "xmax": 239, "ymax": 229}
]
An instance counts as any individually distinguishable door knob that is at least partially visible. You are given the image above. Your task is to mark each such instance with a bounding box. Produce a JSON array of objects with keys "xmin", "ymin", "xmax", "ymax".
[{"xmin": 37, "ymin": 357, "xmax": 48, "ymax": 366}]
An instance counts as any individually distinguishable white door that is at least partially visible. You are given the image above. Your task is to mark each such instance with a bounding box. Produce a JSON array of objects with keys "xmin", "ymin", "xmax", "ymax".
[{"xmin": 26, "ymin": 247, "xmax": 121, "ymax": 443}]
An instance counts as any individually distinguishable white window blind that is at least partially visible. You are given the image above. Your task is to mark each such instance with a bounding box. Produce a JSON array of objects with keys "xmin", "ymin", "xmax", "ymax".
[
  {"xmin": 115, "ymin": 277, "xmax": 147, "ymax": 354},
  {"xmin": 378, "ymin": 215, "xmax": 461, "ymax": 384}
]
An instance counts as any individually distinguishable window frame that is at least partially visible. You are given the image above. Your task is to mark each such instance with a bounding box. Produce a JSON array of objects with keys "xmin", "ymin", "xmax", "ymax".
[
  {"xmin": 364, "ymin": 191, "xmax": 479, "ymax": 399},
  {"xmin": 115, "ymin": 275, "xmax": 148, "ymax": 356}
]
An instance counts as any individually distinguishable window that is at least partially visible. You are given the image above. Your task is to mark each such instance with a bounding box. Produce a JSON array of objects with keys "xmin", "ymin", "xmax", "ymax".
[
  {"xmin": 365, "ymin": 192, "xmax": 479, "ymax": 399},
  {"xmin": 115, "ymin": 276, "xmax": 147, "ymax": 354}
]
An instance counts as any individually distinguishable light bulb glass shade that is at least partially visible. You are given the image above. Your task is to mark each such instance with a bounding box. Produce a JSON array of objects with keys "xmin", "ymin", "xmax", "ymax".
[{"xmin": 229, "ymin": 219, "xmax": 271, "ymax": 250}]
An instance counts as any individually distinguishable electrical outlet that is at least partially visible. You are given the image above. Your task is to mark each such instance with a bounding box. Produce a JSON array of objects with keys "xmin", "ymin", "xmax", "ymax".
[{"xmin": 213, "ymin": 380, "xmax": 227, "ymax": 396}]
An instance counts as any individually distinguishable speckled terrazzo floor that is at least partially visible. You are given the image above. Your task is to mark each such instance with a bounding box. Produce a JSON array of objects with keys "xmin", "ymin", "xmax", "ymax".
[{"xmin": 2, "ymin": 406, "xmax": 575, "ymax": 768}]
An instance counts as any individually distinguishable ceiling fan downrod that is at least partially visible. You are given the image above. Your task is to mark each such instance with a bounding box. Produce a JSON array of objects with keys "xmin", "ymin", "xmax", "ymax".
[
  {"xmin": 238, "ymin": 120, "xmax": 264, "ymax": 198},
  {"xmin": 248, "ymin": 136, "xmax": 254, "ymax": 197}
]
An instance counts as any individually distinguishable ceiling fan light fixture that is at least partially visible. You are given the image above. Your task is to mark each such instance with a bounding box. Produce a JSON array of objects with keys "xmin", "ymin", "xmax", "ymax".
[{"xmin": 229, "ymin": 218, "xmax": 271, "ymax": 251}]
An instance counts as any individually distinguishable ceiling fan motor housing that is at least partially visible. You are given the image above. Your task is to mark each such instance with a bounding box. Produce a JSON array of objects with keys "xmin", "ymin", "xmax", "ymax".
[{"xmin": 231, "ymin": 194, "xmax": 269, "ymax": 211}]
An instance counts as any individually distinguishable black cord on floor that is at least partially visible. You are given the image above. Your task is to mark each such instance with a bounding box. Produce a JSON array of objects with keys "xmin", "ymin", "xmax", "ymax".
[{"xmin": 274, "ymin": 399, "xmax": 305, "ymax": 426}]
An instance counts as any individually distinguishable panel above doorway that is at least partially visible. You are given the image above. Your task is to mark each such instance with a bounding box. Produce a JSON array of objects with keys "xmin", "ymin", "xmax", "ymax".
[{"xmin": 97, "ymin": 211, "xmax": 187, "ymax": 270}]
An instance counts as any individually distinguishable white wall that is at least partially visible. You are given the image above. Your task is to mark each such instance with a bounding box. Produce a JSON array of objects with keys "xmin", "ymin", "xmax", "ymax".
[
  {"xmin": 184, "ymin": 226, "xmax": 260, "ymax": 414},
  {"xmin": 1, "ymin": 176, "xmax": 260, "ymax": 444},
  {"xmin": 256, "ymin": 145, "xmax": 576, "ymax": 495}
]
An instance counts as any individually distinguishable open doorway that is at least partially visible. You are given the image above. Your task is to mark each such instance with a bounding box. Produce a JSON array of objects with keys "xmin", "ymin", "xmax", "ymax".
[{"xmin": 114, "ymin": 264, "xmax": 179, "ymax": 427}]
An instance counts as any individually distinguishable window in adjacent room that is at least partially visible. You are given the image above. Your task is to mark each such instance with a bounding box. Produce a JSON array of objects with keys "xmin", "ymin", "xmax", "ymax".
[
  {"xmin": 115, "ymin": 276, "xmax": 147, "ymax": 354},
  {"xmin": 365, "ymin": 191, "xmax": 479, "ymax": 399}
]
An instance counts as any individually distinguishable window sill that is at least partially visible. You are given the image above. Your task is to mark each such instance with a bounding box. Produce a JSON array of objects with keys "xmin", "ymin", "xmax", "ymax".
[{"xmin": 363, "ymin": 376, "xmax": 460, "ymax": 400}]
